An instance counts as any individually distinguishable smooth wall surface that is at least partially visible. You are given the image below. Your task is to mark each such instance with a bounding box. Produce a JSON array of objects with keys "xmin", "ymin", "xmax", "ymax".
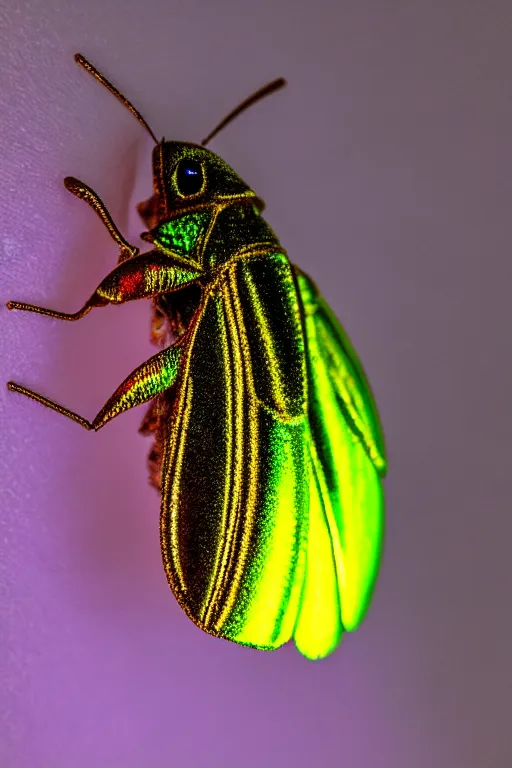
[{"xmin": 1, "ymin": 1, "xmax": 511, "ymax": 766}]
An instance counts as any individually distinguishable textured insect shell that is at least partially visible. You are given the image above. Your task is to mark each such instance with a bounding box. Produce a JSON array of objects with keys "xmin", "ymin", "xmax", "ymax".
[{"xmin": 139, "ymin": 141, "xmax": 312, "ymax": 653}]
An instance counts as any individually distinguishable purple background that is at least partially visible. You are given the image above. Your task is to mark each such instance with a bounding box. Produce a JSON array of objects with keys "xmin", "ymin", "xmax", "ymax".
[{"xmin": 1, "ymin": 2, "xmax": 511, "ymax": 766}]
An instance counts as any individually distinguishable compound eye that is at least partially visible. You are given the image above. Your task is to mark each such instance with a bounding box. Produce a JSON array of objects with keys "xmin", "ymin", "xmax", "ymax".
[{"xmin": 176, "ymin": 158, "xmax": 204, "ymax": 196}]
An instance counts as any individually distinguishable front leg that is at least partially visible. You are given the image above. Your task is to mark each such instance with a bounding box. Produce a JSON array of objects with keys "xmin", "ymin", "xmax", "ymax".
[
  {"xmin": 63, "ymin": 176, "xmax": 140, "ymax": 264},
  {"xmin": 7, "ymin": 250, "xmax": 202, "ymax": 320},
  {"xmin": 7, "ymin": 175, "xmax": 202, "ymax": 320},
  {"xmin": 8, "ymin": 343, "xmax": 183, "ymax": 431}
]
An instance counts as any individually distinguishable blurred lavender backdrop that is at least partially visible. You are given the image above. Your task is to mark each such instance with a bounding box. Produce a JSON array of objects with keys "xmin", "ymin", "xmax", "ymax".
[{"xmin": 1, "ymin": 1, "xmax": 511, "ymax": 766}]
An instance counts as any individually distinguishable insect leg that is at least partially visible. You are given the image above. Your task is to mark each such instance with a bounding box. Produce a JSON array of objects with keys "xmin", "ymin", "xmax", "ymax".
[
  {"xmin": 7, "ymin": 251, "xmax": 201, "ymax": 320},
  {"xmin": 8, "ymin": 344, "xmax": 182, "ymax": 431},
  {"xmin": 6, "ymin": 383, "xmax": 93, "ymax": 429},
  {"xmin": 64, "ymin": 176, "xmax": 139, "ymax": 263},
  {"xmin": 92, "ymin": 344, "xmax": 181, "ymax": 430},
  {"xmin": 5, "ymin": 301, "xmax": 93, "ymax": 321}
]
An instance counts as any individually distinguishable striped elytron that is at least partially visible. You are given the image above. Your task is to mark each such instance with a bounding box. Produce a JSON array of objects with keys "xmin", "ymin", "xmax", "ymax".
[{"xmin": 7, "ymin": 54, "xmax": 387, "ymax": 660}]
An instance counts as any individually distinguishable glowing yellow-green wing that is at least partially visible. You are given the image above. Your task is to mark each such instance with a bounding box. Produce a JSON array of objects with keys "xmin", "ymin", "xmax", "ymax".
[
  {"xmin": 293, "ymin": 268, "xmax": 386, "ymax": 658},
  {"xmin": 293, "ymin": 437, "xmax": 343, "ymax": 659},
  {"xmin": 297, "ymin": 270, "xmax": 386, "ymax": 473},
  {"xmin": 160, "ymin": 252, "xmax": 310, "ymax": 651}
]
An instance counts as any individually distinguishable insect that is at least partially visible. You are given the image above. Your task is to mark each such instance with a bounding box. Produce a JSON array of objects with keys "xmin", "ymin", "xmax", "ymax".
[{"xmin": 7, "ymin": 54, "xmax": 387, "ymax": 660}]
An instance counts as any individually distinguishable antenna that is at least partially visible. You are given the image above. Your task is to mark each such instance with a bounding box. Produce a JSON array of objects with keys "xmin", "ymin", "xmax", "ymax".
[
  {"xmin": 201, "ymin": 77, "xmax": 287, "ymax": 147},
  {"xmin": 74, "ymin": 53, "xmax": 159, "ymax": 144}
]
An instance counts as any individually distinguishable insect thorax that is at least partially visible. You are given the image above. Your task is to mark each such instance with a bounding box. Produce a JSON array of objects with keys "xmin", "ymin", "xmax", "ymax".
[{"xmin": 153, "ymin": 201, "xmax": 281, "ymax": 270}]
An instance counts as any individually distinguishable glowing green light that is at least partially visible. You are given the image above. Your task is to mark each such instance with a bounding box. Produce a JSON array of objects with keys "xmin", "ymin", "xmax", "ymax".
[{"xmin": 154, "ymin": 212, "xmax": 210, "ymax": 256}]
